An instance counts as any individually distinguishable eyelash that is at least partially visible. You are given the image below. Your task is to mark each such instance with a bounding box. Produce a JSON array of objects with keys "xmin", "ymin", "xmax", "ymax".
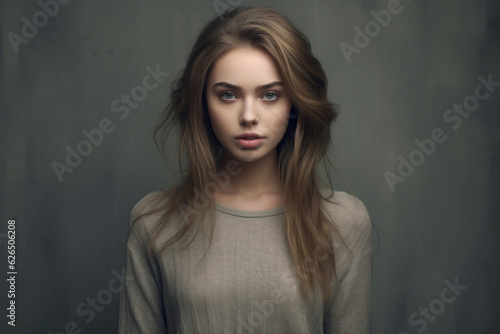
[{"xmin": 219, "ymin": 91, "xmax": 280, "ymax": 102}]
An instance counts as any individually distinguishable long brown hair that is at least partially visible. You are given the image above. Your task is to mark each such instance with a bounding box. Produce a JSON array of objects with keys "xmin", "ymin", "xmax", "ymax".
[{"xmin": 132, "ymin": 6, "xmax": 345, "ymax": 304}]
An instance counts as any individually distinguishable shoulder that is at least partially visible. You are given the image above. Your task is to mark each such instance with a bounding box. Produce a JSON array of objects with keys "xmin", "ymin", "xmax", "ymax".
[
  {"xmin": 130, "ymin": 191, "xmax": 165, "ymax": 223},
  {"xmin": 127, "ymin": 190, "xmax": 171, "ymax": 237},
  {"xmin": 319, "ymin": 189, "xmax": 373, "ymax": 278},
  {"xmin": 319, "ymin": 188, "xmax": 372, "ymax": 245},
  {"xmin": 128, "ymin": 189, "xmax": 184, "ymax": 239}
]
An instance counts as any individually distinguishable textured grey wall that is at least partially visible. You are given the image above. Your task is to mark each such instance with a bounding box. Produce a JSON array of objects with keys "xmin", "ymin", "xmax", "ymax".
[{"xmin": 1, "ymin": 0, "xmax": 498, "ymax": 333}]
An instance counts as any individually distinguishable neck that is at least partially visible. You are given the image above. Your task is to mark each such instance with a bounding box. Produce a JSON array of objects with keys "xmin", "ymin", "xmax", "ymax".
[{"xmin": 216, "ymin": 149, "xmax": 284, "ymax": 198}]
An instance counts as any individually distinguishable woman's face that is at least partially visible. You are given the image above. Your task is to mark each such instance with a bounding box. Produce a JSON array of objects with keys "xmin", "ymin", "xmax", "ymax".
[{"xmin": 205, "ymin": 47, "xmax": 292, "ymax": 163}]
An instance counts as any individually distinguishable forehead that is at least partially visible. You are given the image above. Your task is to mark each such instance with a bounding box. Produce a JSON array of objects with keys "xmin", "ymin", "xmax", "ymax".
[{"xmin": 207, "ymin": 47, "xmax": 282, "ymax": 87}]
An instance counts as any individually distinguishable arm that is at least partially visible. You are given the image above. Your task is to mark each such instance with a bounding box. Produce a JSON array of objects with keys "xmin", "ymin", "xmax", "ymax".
[
  {"xmin": 324, "ymin": 200, "xmax": 373, "ymax": 334},
  {"xmin": 118, "ymin": 196, "xmax": 168, "ymax": 334}
]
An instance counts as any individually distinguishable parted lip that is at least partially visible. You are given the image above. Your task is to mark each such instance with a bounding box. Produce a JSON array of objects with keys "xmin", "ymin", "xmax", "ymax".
[{"xmin": 235, "ymin": 132, "xmax": 264, "ymax": 139}]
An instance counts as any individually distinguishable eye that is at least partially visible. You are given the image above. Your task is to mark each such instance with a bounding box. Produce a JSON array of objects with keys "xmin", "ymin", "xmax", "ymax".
[
  {"xmin": 262, "ymin": 92, "xmax": 279, "ymax": 101},
  {"xmin": 220, "ymin": 92, "xmax": 236, "ymax": 101}
]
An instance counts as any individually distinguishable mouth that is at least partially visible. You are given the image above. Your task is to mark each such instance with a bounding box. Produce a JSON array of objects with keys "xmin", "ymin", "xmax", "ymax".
[
  {"xmin": 236, "ymin": 136, "xmax": 263, "ymax": 140},
  {"xmin": 235, "ymin": 137, "xmax": 265, "ymax": 149},
  {"xmin": 235, "ymin": 133, "xmax": 265, "ymax": 140}
]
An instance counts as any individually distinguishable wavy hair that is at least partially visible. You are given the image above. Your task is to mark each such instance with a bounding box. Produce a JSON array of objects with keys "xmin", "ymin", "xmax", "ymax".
[{"xmin": 131, "ymin": 6, "xmax": 345, "ymax": 304}]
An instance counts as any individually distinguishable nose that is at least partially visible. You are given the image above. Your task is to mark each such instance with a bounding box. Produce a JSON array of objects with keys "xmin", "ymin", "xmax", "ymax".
[{"xmin": 240, "ymin": 100, "xmax": 258, "ymax": 126}]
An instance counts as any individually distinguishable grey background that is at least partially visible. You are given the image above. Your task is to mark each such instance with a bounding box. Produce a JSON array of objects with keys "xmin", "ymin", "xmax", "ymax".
[{"xmin": 1, "ymin": 0, "xmax": 498, "ymax": 333}]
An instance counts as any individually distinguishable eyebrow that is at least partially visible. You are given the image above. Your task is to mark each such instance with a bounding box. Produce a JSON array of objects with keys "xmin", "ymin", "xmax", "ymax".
[{"xmin": 212, "ymin": 81, "xmax": 283, "ymax": 91}]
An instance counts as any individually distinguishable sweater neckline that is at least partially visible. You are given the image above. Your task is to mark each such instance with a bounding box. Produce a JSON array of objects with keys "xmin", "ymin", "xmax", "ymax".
[{"xmin": 214, "ymin": 202, "xmax": 284, "ymax": 218}]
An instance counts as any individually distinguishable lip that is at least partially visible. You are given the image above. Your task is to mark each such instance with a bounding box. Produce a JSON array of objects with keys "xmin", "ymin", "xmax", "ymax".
[
  {"xmin": 235, "ymin": 138, "xmax": 264, "ymax": 149},
  {"xmin": 235, "ymin": 132, "xmax": 264, "ymax": 139}
]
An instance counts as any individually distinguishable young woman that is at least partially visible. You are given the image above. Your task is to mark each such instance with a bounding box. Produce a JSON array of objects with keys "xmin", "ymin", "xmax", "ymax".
[{"xmin": 118, "ymin": 6, "xmax": 372, "ymax": 334}]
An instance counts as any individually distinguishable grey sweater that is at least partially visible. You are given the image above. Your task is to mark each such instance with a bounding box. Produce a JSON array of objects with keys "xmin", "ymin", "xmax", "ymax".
[{"xmin": 118, "ymin": 190, "xmax": 372, "ymax": 334}]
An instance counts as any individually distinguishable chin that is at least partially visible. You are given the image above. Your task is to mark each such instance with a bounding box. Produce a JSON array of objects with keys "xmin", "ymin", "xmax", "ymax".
[{"xmin": 233, "ymin": 151, "xmax": 263, "ymax": 162}]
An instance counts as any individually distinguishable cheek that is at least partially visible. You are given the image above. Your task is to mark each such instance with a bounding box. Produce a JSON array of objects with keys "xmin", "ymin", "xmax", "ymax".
[
  {"xmin": 206, "ymin": 100, "xmax": 234, "ymax": 136},
  {"xmin": 266, "ymin": 102, "xmax": 291, "ymax": 136},
  {"xmin": 206, "ymin": 95, "xmax": 221, "ymax": 126}
]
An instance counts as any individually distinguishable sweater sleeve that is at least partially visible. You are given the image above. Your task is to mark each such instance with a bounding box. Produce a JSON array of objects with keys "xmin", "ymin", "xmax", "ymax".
[
  {"xmin": 118, "ymin": 193, "xmax": 168, "ymax": 334},
  {"xmin": 323, "ymin": 197, "xmax": 373, "ymax": 334}
]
